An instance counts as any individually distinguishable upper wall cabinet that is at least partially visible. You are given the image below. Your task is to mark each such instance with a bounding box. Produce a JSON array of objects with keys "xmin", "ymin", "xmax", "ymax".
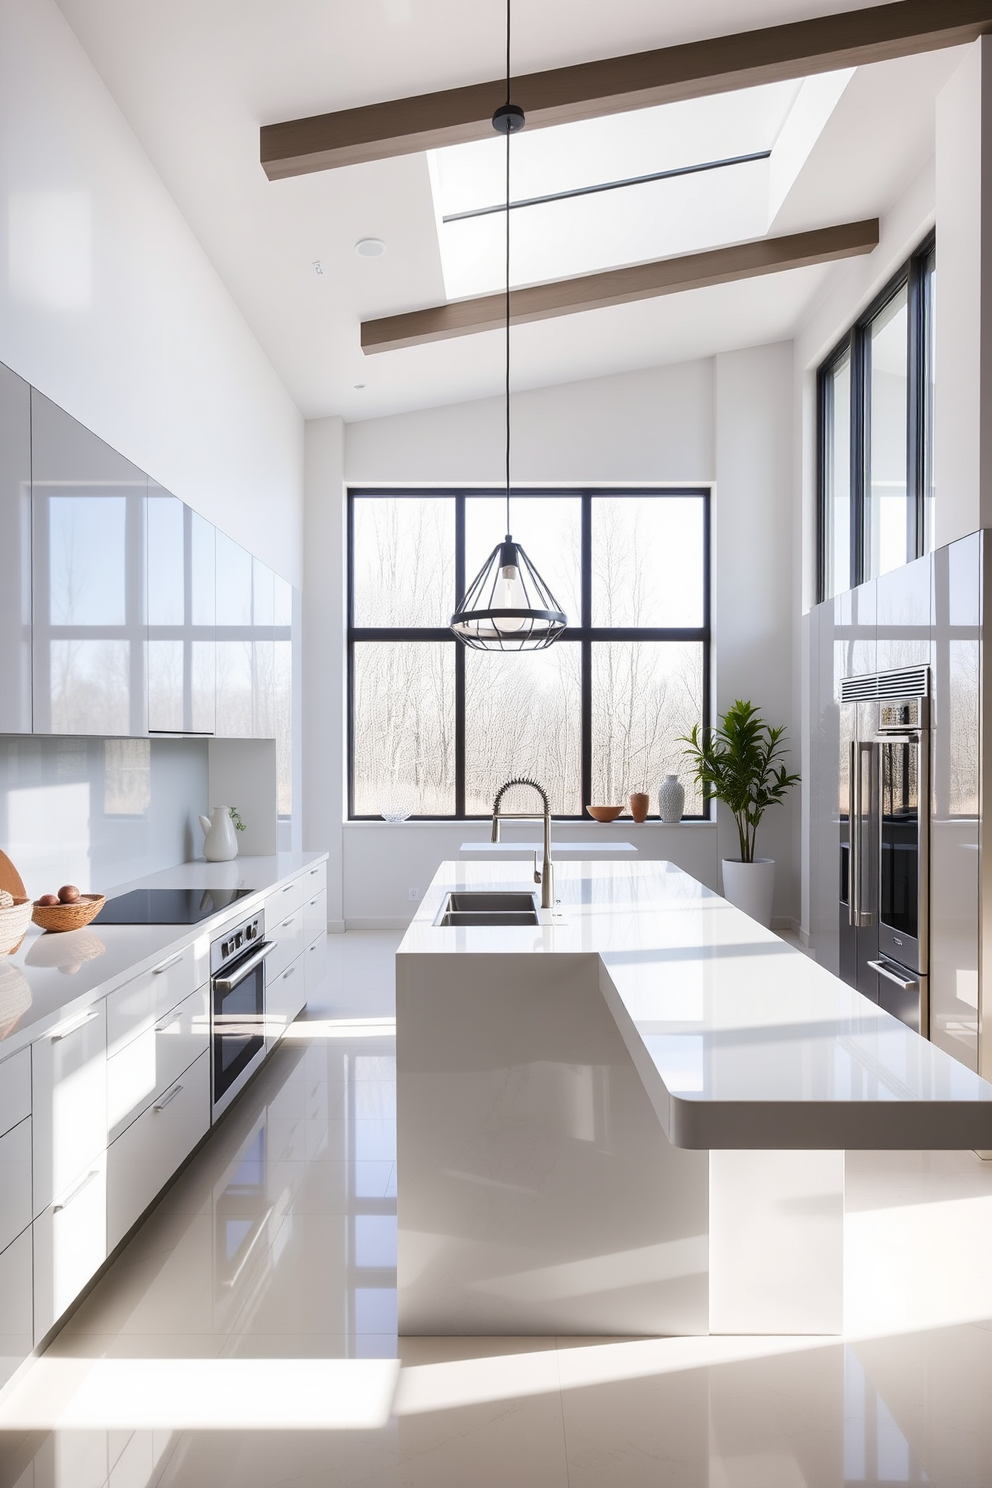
[
  {"xmin": 215, "ymin": 531, "xmax": 253, "ymax": 738},
  {"xmin": 147, "ymin": 486, "xmax": 216, "ymax": 735},
  {"xmin": 0, "ymin": 365, "xmax": 32, "ymax": 733},
  {"xmin": 31, "ymin": 392, "xmax": 147, "ymax": 736}
]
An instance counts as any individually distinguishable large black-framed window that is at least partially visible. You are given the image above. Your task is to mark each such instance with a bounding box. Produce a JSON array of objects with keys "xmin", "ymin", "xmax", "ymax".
[
  {"xmin": 347, "ymin": 487, "xmax": 711, "ymax": 820},
  {"xmin": 817, "ymin": 232, "xmax": 936, "ymax": 602}
]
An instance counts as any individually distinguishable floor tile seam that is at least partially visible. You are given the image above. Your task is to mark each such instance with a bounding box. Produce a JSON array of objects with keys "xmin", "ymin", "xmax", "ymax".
[{"xmin": 552, "ymin": 1337, "xmax": 574, "ymax": 1487}]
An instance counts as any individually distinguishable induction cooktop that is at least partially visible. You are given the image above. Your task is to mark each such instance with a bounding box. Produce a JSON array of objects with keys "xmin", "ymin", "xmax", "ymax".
[{"xmin": 93, "ymin": 887, "xmax": 256, "ymax": 925}]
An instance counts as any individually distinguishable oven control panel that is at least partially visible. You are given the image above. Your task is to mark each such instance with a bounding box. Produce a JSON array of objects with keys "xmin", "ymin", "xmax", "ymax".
[{"xmin": 211, "ymin": 913, "xmax": 264, "ymax": 973}]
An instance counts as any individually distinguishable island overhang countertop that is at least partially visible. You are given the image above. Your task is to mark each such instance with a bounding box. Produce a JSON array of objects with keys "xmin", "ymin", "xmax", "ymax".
[{"xmin": 398, "ymin": 858, "xmax": 992, "ymax": 1151}]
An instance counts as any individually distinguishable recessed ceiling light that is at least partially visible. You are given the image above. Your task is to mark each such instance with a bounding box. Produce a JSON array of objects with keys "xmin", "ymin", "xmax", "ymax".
[
  {"xmin": 354, "ymin": 383, "xmax": 366, "ymax": 389},
  {"xmin": 355, "ymin": 238, "xmax": 386, "ymax": 258}
]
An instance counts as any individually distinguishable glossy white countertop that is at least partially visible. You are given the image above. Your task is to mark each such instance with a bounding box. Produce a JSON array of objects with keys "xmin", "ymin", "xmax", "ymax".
[
  {"xmin": 398, "ymin": 860, "xmax": 992, "ymax": 1150},
  {"xmin": 0, "ymin": 852, "xmax": 327, "ymax": 1059}
]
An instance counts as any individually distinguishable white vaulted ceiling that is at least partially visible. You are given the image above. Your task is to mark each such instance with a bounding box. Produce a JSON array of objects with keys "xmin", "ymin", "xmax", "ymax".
[{"xmin": 54, "ymin": 0, "xmax": 957, "ymax": 421}]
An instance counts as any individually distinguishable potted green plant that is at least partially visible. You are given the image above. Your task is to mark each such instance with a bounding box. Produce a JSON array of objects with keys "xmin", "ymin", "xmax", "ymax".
[{"xmin": 682, "ymin": 699, "xmax": 800, "ymax": 927}]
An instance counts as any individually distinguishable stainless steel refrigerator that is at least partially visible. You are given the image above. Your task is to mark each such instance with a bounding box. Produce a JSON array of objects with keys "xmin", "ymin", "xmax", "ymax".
[{"xmin": 839, "ymin": 668, "xmax": 929, "ymax": 1034}]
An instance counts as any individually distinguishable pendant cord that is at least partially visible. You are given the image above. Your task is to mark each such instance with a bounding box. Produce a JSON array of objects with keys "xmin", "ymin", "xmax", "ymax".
[{"xmin": 504, "ymin": 0, "xmax": 511, "ymax": 537}]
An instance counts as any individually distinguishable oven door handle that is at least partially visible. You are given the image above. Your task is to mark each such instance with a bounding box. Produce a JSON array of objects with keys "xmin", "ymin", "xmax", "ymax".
[{"xmin": 214, "ymin": 941, "xmax": 275, "ymax": 991}]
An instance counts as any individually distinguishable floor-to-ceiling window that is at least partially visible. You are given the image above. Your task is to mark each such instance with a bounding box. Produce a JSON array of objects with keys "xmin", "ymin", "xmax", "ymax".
[
  {"xmin": 347, "ymin": 488, "xmax": 710, "ymax": 819},
  {"xmin": 817, "ymin": 232, "xmax": 936, "ymax": 601}
]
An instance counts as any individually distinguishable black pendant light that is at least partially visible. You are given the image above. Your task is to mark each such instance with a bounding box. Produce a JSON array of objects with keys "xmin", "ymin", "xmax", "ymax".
[{"xmin": 450, "ymin": 1, "xmax": 567, "ymax": 652}]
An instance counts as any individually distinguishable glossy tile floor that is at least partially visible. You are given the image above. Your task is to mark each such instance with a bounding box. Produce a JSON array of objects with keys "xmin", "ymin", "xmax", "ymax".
[{"xmin": 3, "ymin": 932, "xmax": 992, "ymax": 1485}]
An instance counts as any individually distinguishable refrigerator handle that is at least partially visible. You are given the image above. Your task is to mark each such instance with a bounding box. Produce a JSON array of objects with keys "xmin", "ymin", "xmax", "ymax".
[
  {"xmin": 849, "ymin": 740, "xmax": 858, "ymax": 927},
  {"xmin": 853, "ymin": 740, "xmax": 877, "ymax": 930}
]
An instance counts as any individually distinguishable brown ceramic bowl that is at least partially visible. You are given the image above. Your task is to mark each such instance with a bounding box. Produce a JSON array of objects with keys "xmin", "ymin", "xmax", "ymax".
[
  {"xmin": 586, "ymin": 805, "xmax": 624, "ymax": 824},
  {"xmin": 31, "ymin": 894, "xmax": 106, "ymax": 933}
]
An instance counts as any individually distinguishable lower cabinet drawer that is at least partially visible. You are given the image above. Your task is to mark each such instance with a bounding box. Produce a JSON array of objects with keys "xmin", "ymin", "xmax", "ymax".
[
  {"xmin": 0, "ymin": 1226, "xmax": 33, "ymax": 1391},
  {"xmin": 304, "ymin": 932, "xmax": 328, "ymax": 998},
  {"xmin": 266, "ymin": 956, "xmax": 307, "ymax": 1048},
  {"xmin": 107, "ymin": 984, "xmax": 209, "ymax": 1142},
  {"xmin": 34, "ymin": 1153, "xmax": 108, "ymax": 1342},
  {"xmin": 266, "ymin": 907, "xmax": 306, "ymax": 983},
  {"xmin": 0, "ymin": 1046, "xmax": 31, "ymax": 1139},
  {"xmin": 106, "ymin": 941, "xmax": 200, "ymax": 1058},
  {"xmin": 107, "ymin": 1049, "xmax": 210, "ymax": 1253},
  {"xmin": 0, "ymin": 1116, "xmax": 32, "ymax": 1254},
  {"xmin": 303, "ymin": 889, "xmax": 326, "ymax": 942}
]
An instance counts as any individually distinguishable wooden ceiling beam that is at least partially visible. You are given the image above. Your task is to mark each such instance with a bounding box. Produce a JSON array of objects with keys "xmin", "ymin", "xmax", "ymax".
[
  {"xmin": 261, "ymin": 1, "xmax": 992, "ymax": 179},
  {"xmin": 360, "ymin": 218, "xmax": 880, "ymax": 354}
]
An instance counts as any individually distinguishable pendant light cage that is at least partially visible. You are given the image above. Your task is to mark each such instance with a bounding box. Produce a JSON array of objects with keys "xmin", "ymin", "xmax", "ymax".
[
  {"xmin": 451, "ymin": 536, "xmax": 567, "ymax": 651},
  {"xmin": 448, "ymin": 0, "xmax": 568, "ymax": 652}
]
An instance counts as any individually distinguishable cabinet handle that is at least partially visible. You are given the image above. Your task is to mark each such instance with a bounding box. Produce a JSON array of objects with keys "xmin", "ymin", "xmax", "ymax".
[
  {"xmin": 49, "ymin": 1008, "xmax": 98, "ymax": 1042},
  {"xmin": 153, "ymin": 953, "xmax": 183, "ymax": 975},
  {"xmin": 281, "ymin": 884, "xmax": 295, "ymax": 894},
  {"xmin": 283, "ymin": 965, "xmax": 296, "ymax": 979},
  {"xmin": 868, "ymin": 959, "xmax": 919, "ymax": 993},
  {"xmin": 281, "ymin": 916, "xmax": 296, "ymax": 929},
  {"xmin": 154, "ymin": 1083, "xmax": 183, "ymax": 1112},
  {"xmin": 53, "ymin": 1168, "xmax": 99, "ymax": 1213}
]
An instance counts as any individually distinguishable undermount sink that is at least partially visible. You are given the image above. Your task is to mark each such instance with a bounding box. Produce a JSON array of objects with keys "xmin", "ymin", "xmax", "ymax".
[{"xmin": 434, "ymin": 890, "xmax": 540, "ymax": 928}]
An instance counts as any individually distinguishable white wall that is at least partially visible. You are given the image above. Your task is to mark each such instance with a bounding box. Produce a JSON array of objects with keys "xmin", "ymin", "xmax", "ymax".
[
  {"xmin": 304, "ymin": 354, "xmax": 800, "ymax": 929},
  {"xmin": 935, "ymin": 37, "xmax": 992, "ymax": 548},
  {"xmin": 714, "ymin": 344, "xmax": 800, "ymax": 927},
  {"xmin": 0, "ymin": 0, "xmax": 304, "ymax": 586}
]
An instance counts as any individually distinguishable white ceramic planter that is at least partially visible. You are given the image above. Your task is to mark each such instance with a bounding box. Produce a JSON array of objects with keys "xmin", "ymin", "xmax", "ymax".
[{"xmin": 721, "ymin": 858, "xmax": 775, "ymax": 928}]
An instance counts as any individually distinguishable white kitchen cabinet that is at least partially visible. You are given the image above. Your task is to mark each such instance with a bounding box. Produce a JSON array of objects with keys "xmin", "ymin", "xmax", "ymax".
[
  {"xmin": 252, "ymin": 557, "xmax": 275, "ymax": 740},
  {"xmin": 106, "ymin": 941, "xmax": 201, "ymax": 1059},
  {"xmin": 265, "ymin": 958, "xmax": 306, "ymax": 1048},
  {"xmin": 32, "ymin": 1003, "xmax": 107, "ymax": 1217},
  {"xmin": 0, "ymin": 1227, "xmax": 33, "ymax": 1390},
  {"xmin": 215, "ymin": 530, "xmax": 253, "ymax": 738},
  {"xmin": 273, "ymin": 573, "xmax": 294, "ymax": 819},
  {"xmin": 31, "ymin": 390, "xmax": 147, "ymax": 737},
  {"xmin": 0, "ymin": 1045, "xmax": 31, "ymax": 1138},
  {"xmin": 34, "ymin": 1150, "xmax": 108, "ymax": 1341},
  {"xmin": 107, "ymin": 983, "xmax": 209, "ymax": 1141},
  {"xmin": 303, "ymin": 889, "xmax": 327, "ymax": 942},
  {"xmin": 266, "ymin": 903, "xmax": 306, "ymax": 984},
  {"xmin": 107, "ymin": 1048, "xmax": 210, "ymax": 1251},
  {"xmin": 304, "ymin": 933, "xmax": 328, "ymax": 1000},
  {"xmin": 0, "ymin": 361, "xmax": 32, "ymax": 733},
  {"xmin": 147, "ymin": 490, "xmax": 218, "ymax": 737},
  {"xmin": 0, "ymin": 1118, "xmax": 32, "ymax": 1254}
]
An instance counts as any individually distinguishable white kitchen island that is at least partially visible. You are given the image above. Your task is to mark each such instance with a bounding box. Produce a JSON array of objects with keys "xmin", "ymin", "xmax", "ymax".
[{"xmin": 396, "ymin": 860, "xmax": 992, "ymax": 1337}]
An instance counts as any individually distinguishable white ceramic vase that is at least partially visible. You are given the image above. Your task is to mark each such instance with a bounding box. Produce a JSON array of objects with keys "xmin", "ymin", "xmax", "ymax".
[
  {"xmin": 199, "ymin": 806, "xmax": 238, "ymax": 862},
  {"xmin": 721, "ymin": 858, "xmax": 775, "ymax": 927},
  {"xmin": 658, "ymin": 774, "xmax": 685, "ymax": 824}
]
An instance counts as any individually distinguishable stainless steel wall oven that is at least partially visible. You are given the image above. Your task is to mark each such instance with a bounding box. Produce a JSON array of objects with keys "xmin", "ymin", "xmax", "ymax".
[
  {"xmin": 211, "ymin": 911, "xmax": 273, "ymax": 1120},
  {"xmin": 840, "ymin": 669, "xmax": 930, "ymax": 1034}
]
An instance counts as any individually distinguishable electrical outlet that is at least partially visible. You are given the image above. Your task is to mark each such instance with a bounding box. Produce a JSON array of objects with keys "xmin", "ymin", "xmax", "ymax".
[{"xmin": 408, "ymin": 887, "xmax": 420, "ymax": 901}]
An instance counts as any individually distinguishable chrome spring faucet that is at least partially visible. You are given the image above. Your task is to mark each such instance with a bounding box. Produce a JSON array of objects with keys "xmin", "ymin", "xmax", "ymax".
[{"xmin": 491, "ymin": 777, "xmax": 555, "ymax": 910}]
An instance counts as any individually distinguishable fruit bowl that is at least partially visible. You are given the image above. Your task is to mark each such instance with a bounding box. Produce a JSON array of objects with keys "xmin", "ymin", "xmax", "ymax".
[
  {"xmin": 586, "ymin": 805, "xmax": 624, "ymax": 824},
  {"xmin": 32, "ymin": 894, "xmax": 106, "ymax": 933}
]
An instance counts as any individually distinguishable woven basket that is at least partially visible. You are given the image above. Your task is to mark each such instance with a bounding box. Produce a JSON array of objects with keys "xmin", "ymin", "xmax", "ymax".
[
  {"xmin": 32, "ymin": 894, "xmax": 106, "ymax": 933},
  {"xmin": 0, "ymin": 897, "xmax": 32, "ymax": 955}
]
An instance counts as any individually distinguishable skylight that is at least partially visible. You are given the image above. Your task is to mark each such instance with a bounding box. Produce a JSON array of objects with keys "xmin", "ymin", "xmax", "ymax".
[{"xmin": 427, "ymin": 73, "xmax": 854, "ymax": 301}]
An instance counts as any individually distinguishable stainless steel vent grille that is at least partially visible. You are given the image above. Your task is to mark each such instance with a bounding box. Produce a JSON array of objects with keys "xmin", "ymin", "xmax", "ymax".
[{"xmin": 840, "ymin": 666, "xmax": 929, "ymax": 703}]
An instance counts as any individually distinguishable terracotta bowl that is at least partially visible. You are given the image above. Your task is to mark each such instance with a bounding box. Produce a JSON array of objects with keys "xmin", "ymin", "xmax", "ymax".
[
  {"xmin": 32, "ymin": 894, "xmax": 106, "ymax": 933},
  {"xmin": 586, "ymin": 805, "xmax": 624, "ymax": 824}
]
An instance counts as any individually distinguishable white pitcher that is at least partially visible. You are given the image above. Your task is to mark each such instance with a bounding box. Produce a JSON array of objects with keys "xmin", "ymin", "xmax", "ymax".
[{"xmin": 199, "ymin": 805, "xmax": 238, "ymax": 861}]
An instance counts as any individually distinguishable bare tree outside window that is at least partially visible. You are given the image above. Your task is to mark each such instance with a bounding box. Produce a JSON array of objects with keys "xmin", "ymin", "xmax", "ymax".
[{"xmin": 349, "ymin": 489, "xmax": 708, "ymax": 818}]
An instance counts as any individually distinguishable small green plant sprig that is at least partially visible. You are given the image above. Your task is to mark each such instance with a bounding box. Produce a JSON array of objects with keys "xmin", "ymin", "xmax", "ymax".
[
  {"xmin": 229, "ymin": 806, "xmax": 247, "ymax": 834},
  {"xmin": 681, "ymin": 699, "xmax": 800, "ymax": 863}
]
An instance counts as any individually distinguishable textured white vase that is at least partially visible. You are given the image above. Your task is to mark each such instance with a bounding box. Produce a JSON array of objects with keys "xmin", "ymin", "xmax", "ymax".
[
  {"xmin": 658, "ymin": 774, "xmax": 685, "ymax": 823},
  {"xmin": 721, "ymin": 858, "xmax": 775, "ymax": 927},
  {"xmin": 199, "ymin": 806, "xmax": 238, "ymax": 862}
]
